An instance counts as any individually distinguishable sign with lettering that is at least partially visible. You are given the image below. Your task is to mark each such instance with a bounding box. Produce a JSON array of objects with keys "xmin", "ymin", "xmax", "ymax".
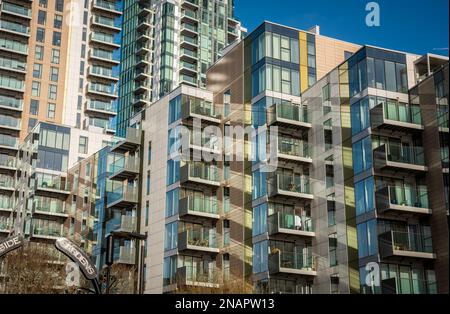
[
  {"xmin": 0, "ymin": 235, "xmax": 24, "ymax": 258},
  {"xmin": 55, "ymin": 238, "xmax": 98, "ymax": 281}
]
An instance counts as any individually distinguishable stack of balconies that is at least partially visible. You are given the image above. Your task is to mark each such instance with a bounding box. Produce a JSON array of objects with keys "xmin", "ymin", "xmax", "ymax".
[
  {"xmin": 86, "ymin": 0, "xmax": 123, "ymax": 134},
  {"xmin": 107, "ymin": 128, "xmax": 143, "ymax": 266},
  {"xmin": 179, "ymin": 1, "xmax": 200, "ymax": 87},
  {"xmin": 0, "ymin": 0, "xmax": 31, "ymax": 216}
]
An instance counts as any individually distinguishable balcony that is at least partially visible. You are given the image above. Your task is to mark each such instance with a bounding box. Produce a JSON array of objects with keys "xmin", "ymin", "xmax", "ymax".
[
  {"xmin": 228, "ymin": 26, "xmax": 239, "ymax": 41},
  {"xmin": 1, "ymin": 2, "xmax": 32, "ymax": 19},
  {"xmin": 137, "ymin": 29, "xmax": 152, "ymax": 43},
  {"xmin": 181, "ymin": 99, "xmax": 221, "ymax": 124},
  {"xmin": 134, "ymin": 80, "xmax": 150, "ymax": 94},
  {"xmin": 438, "ymin": 109, "xmax": 449, "ymax": 132},
  {"xmin": 89, "ymin": 32, "xmax": 120, "ymax": 49},
  {"xmin": 370, "ymin": 102, "xmax": 423, "ymax": 133},
  {"xmin": 0, "ymin": 95, "xmax": 23, "ymax": 112},
  {"xmin": 374, "ymin": 144, "xmax": 428, "ymax": 173},
  {"xmin": 34, "ymin": 198, "xmax": 68, "ymax": 218},
  {"xmin": 179, "ymin": 196, "xmax": 220, "ymax": 220},
  {"xmin": 0, "ymin": 175, "xmax": 14, "ymax": 192},
  {"xmin": 178, "ymin": 229, "xmax": 219, "ymax": 255},
  {"xmin": 86, "ymin": 100, "xmax": 117, "ymax": 117},
  {"xmin": 180, "ymin": 74, "xmax": 197, "ymax": 87},
  {"xmin": 115, "ymin": 246, "xmax": 136, "ymax": 265},
  {"xmin": 135, "ymin": 42, "xmax": 151, "ymax": 56},
  {"xmin": 88, "ymin": 66, "xmax": 119, "ymax": 81},
  {"xmin": 137, "ymin": 16, "xmax": 152, "ymax": 32},
  {"xmin": 0, "ymin": 154, "xmax": 16, "ymax": 171},
  {"xmin": 0, "ymin": 19, "xmax": 30, "ymax": 37},
  {"xmin": 188, "ymin": 131, "xmax": 221, "ymax": 155},
  {"xmin": 181, "ymin": 0, "xmax": 199, "ymax": 10},
  {"xmin": 0, "ymin": 134, "xmax": 19, "ymax": 150},
  {"xmin": 180, "ymin": 48, "xmax": 197, "ymax": 63},
  {"xmin": 269, "ymin": 251, "xmax": 317, "ymax": 277},
  {"xmin": 181, "ymin": 23, "xmax": 198, "ymax": 36},
  {"xmin": 180, "ymin": 61, "xmax": 197, "ymax": 76},
  {"xmin": 0, "ymin": 114, "xmax": 21, "ymax": 132},
  {"xmin": 106, "ymin": 215, "xmax": 137, "ymax": 235},
  {"xmin": 133, "ymin": 94, "xmax": 150, "ymax": 108},
  {"xmin": 376, "ymin": 186, "xmax": 432, "ymax": 216},
  {"xmin": 177, "ymin": 266, "xmax": 220, "ymax": 289},
  {"xmin": 107, "ymin": 186, "xmax": 138, "ymax": 209},
  {"xmin": 109, "ymin": 156, "xmax": 140, "ymax": 181},
  {"xmin": 35, "ymin": 180, "xmax": 71, "ymax": 197},
  {"xmin": 268, "ymin": 174, "xmax": 313, "ymax": 201},
  {"xmin": 0, "ymin": 197, "xmax": 12, "ymax": 212},
  {"xmin": 180, "ymin": 162, "xmax": 220, "ymax": 188},
  {"xmin": 0, "ymin": 75, "xmax": 25, "ymax": 92},
  {"xmin": 0, "ymin": 56, "xmax": 27, "ymax": 74},
  {"xmin": 32, "ymin": 225, "xmax": 65, "ymax": 240},
  {"xmin": 92, "ymin": 0, "xmax": 123, "ymax": 16},
  {"xmin": 110, "ymin": 127, "xmax": 141, "ymax": 153},
  {"xmin": 91, "ymin": 15, "xmax": 121, "ymax": 31},
  {"xmin": 181, "ymin": 9, "xmax": 198, "ymax": 24},
  {"xmin": 87, "ymin": 83, "xmax": 118, "ymax": 98},
  {"xmin": 274, "ymin": 136, "xmax": 312, "ymax": 164},
  {"xmin": 379, "ymin": 231, "xmax": 436, "ymax": 260},
  {"xmin": 0, "ymin": 38, "xmax": 28, "ymax": 56},
  {"xmin": 0, "ymin": 219, "xmax": 11, "ymax": 233},
  {"xmin": 88, "ymin": 49, "xmax": 120, "ymax": 65},
  {"xmin": 267, "ymin": 102, "xmax": 311, "ymax": 130},
  {"xmin": 268, "ymin": 213, "xmax": 315, "ymax": 238}
]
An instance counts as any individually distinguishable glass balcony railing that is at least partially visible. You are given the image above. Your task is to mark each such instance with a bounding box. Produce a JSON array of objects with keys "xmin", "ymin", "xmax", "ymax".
[
  {"xmin": 1, "ymin": 2, "xmax": 32, "ymax": 18},
  {"xmin": 107, "ymin": 185, "xmax": 138, "ymax": 205},
  {"xmin": 88, "ymin": 100, "xmax": 117, "ymax": 113},
  {"xmin": 93, "ymin": 15, "xmax": 121, "ymax": 28},
  {"xmin": 36, "ymin": 176, "xmax": 70, "ymax": 192},
  {"xmin": 32, "ymin": 224, "xmax": 65, "ymax": 238},
  {"xmin": 0, "ymin": 134, "xmax": 18, "ymax": 148},
  {"xmin": 181, "ymin": 23, "xmax": 198, "ymax": 33},
  {"xmin": 180, "ymin": 74, "xmax": 196, "ymax": 85},
  {"xmin": 89, "ymin": 66, "xmax": 117, "ymax": 79},
  {"xmin": 94, "ymin": 0, "xmax": 122, "ymax": 12},
  {"xmin": 88, "ymin": 83, "xmax": 118, "ymax": 95},
  {"xmin": 89, "ymin": 117, "xmax": 115, "ymax": 130},
  {"xmin": 106, "ymin": 215, "xmax": 137, "ymax": 234},
  {"xmin": 181, "ymin": 61, "xmax": 197, "ymax": 71},
  {"xmin": 0, "ymin": 75, "xmax": 25, "ymax": 91},
  {"xmin": 276, "ymin": 173, "xmax": 311, "ymax": 194},
  {"xmin": 187, "ymin": 162, "xmax": 219, "ymax": 182},
  {"xmin": 277, "ymin": 136, "xmax": 310, "ymax": 158},
  {"xmin": 0, "ymin": 218, "xmax": 11, "ymax": 230},
  {"xmin": 181, "ymin": 35, "xmax": 198, "ymax": 45},
  {"xmin": 188, "ymin": 100, "xmax": 221, "ymax": 119},
  {"xmin": 182, "ymin": 9, "xmax": 198, "ymax": 19},
  {"xmin": 0, "ymin": 19, "xmax": 30, "ymax": 35},
  {"xmin": 383, "ymin": 102, "xmax": 422, "ymax": 125},
  {"xmin": 0, "ymin": 114, "xmax": 21, "ymax": 129},
  {"xmin": 183, "ymin": 0, "xmax": 199, "ymax": 6},
  {"xmin": 185, "ymin": 229, "xmax": 217, "ymax": 248},
  {"xmin": 181, "ymin": 266, "xmax": 217, "ymax": 284},
  {"xmin": 0, "ymin": 154, "xmax": 15, "ymax": 168},
  {"xmin": 386, "ymin": 186, "xmax": 429, "ymax": 209},
  {"xmin": 114, "ymin": 246, "xmax": 135, "ymax": 264},
  {"xmin": 183, "ymin": 196, "xmax": 218, "ymax": 215},
  {"xmin": 34, "ymin": 198, "xmax": 66, "ymax": 215},
  {"xmin": 269, "ymin": 213, "xmax": 314, "ymax": 232},
  {"xmin": 189, "ymin": 132, "xmax": 220, "ymax": 151},
  {"xmin": 181, "ymin": 48, "xmax": 197, "ymax": 58},
  {"xmin": 0, "ymin": 196, "xmax": 12, "ymax": 209},
  {"xmin": 0, "ymin": 56, "xmax": 27, "ymax": 72},
  {"xmin": 90, "ymin": 49, "xmax": 119, "ymax": 62},
  {"xmin": 91, "ymin": 32, "xmax": 119, "ymax": 45},
  {"xmin": 109, "ymin": 155, "xmax": 139, "ymax": 174},
  {"xmin": 384, "ymin": 230, "xmax": 433, "ymax": 254},
  {"xmin": 272, "ymin": 102, "xmax": 309, "ymax": 124},
  {"xmin": 0, "ymin": 95, "xmax": 23, "ymax": 110},
  {"xmin": 384, "ymin": 143, "xmax": 426, "ymax": 166},
  {"xmin": 272, "ymin": 250, "xmax": 315, "ymax": 270},
  {"xmin": 0, "ymin": 38, "xmax": 28, "ymax": 54},
  {"xmin": 0, "ymin": 175, "xmax": 14, "ymax": 189}
]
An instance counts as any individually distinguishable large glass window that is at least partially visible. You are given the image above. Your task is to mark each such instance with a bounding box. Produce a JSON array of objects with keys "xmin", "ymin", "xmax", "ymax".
[
  {"xmin": 353, "ymin": 137, "xmax": 373, "ymax": 174},
  {"xmin": 164, "ymin": 221, "xmax": 178, "ymax": 251},
  {"xmin": 253, "ymin": 241, "xmax": 268, "ymax": 274},
  {"xmin": 252, "ymin": 170, "xmax": 267, "ymax": 200},
  {"xmin": 165, "ymin": 188, "xmax": 179, "ymax": 217},
  {"xmin": 166, "ymin": 159, "xmax": 180, "ymax": 186},
  {"xmin": 253, "ymin": 203, "xmax": 268, "ymax": 236},
  {"xmin": 355, "ymin": 176, "xmax": 375, "ymax": 216}
]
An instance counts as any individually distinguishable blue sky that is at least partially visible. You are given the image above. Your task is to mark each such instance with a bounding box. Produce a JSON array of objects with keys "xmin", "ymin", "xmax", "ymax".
[{"xmin": 235, "ymin": 0, "xmax": 449, "ymax": 56}]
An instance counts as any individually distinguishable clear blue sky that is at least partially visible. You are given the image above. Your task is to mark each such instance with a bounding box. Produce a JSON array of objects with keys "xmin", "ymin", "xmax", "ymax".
[{"xmin": 235, "ymin": 0, "xmax": 449, "ymax": 56}]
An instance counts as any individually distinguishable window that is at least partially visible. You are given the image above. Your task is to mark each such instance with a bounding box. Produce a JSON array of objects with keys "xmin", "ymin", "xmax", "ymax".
[
  {"xmin": 223, "ymin": 187, "xmax": 230, "ymax": 214},
  {"xmin": 52, "ymin": 32, "xmax": 62, "ymax": 46},
  {"xmin": 351, "ymin": 97, "xmax": 370, "ymax": 135},
  {"xmin": 30, "ymin": 100, "xmax": 39, "ymax": 115},
  {"xmin": 146, "ymin": 171, "xmax": 151, "ymax": 195},
  {"xmin": 253, "ymin": 241, "xmax": 268, "ymax": 274},
  {"xmin": 355, "ymin": 176, "xmax": 375, "ymax": 216},
  {"xmin": 147, "ymin": 142, "xmax": 152, "ymax": 165},
  {"xmin": 28, "ymin": 118, "xmax": 37, "ymax": 132},
  {"xmin": 326, "ymin": 165, "xmax": 334, "ymax": 189},
  {"xmin": 35, "ymin": 46, "xmax": 44, "ymax": 61},
  {"xmin": 33, "ymin": 63, "xmax": 42, "ymax": 78},
  {"xmin": 223, "ymin": 220, "xmax": 230, "ymax": 247},
  {"xmin": 166, "ymin": 160, "xmax": 179, "ymax": 186},
  {"xmin": 357, "ymin": 220, "xmax": 378, "ymax": 258},
  {"xmin": 32, "ymin": 81, "xmax": 41, "ymax": 97},
  {"xmin": 51, "ymin": 49, "xmax": 60, "ymax": 64},
  {"xmin": 252, "ymin": 170, "xmax": 267, "ymax": 200},
  {"xmin": 252, "ymin": 203, "xmax": 268, "ymax": 236},
  {"xmin": 50, "ymin": 67, "xmax": 59, "ymax": 81},
  {"xmin": 385, "ymin": 61, "xmax": 397, "ymax": 92},
  {"xmin": 78, "ymin": 136, "xmax": 88, "ymax": 154},
  {"xmin": 46, "ymin": 103, "xmax": 56, "ymax": 119},
  {"xmin": 55, "ymin": 0, "xmax": 64, "ymax": 12},
  {"xmin": 165, "ymin": 189, "xmax": 179, "ymax": 217},
  {"xmin": 48, "ymin": 85, "xmax": 57, "ymax": 100},
  {"xmin": 164, "ymin": 221, "xmax": 178, "ymax": 251},
  {"xmin": 39, "ymin": 0, "xmax": 48, "ymax": 8},
  {"xmin": 352, "ymin": 137, "xmax": 372, "ymax": 175},
  {"xmin": 168, "ymin": 95, "xmax": 181, "ymax": 124},
  {"xmin": 224, "ymin": 90, "xmax": 231, "ymax": 117},
  {"xmin": 327, "ymin": 200, "xmax": 336, "ymax": 226},
  {"xmin": 329, "ymin": 233, "xmax": 338, "ymax": 267},
  {"xmin": 38, "ymin": 10, "xmax": 47, "ymax": 25},
  {"xmin": 223, "ymin": 254, "xmax": 230, "ymax": 281},
  {"xmin": 36, "ymin": 28, "xmax": 45, "ymax": 43},
  {"xmin": 54, "ymin": 14, "xmax": 63, "ymax": 29},
  {"xmin": 374, "ymin": 59, "xmax": 385, "ymax": 90},
  {"xmin": 145, "ymin": 201, "xmax": 150, "ymax": 227}
]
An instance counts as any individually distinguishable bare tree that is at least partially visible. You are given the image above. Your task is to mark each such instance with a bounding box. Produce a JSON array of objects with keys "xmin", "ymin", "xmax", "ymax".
[{"xmin": 176, "ymin": 271, "xmax": 253, "ymax": 294}]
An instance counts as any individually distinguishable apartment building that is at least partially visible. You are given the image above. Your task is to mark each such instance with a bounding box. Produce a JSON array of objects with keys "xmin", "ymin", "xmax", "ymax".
[
  {"xmin": 116, "ymin": 0, "xmax": 245, "ymax": 137},
  {"xmin": 301, "ymin": 47, "xmax": 448, "ymax": 294}
]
